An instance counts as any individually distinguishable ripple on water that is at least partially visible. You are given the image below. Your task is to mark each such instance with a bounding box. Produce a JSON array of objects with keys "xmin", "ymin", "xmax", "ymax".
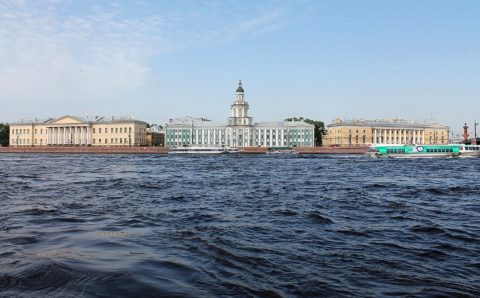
[{"xmin": 0, "ymin": 154, "xmax": 479, "ymax": 296}]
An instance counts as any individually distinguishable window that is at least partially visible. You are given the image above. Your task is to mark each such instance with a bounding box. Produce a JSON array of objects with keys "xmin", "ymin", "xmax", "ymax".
[
  {"xmin": 120, "ymin": 128, "xmax": 122, "ymax": 133},
  {"xmin": 111, "ymin": 138, "xmax": 113, "ymax": 143},
  {"xmin": 99, "ymin": 139, "xmax": 102, "ymax": 143},
  {"xmin": 99, "ymin": 128, "xmax": 102, "ymax": 133},
  {"xmin": 105, "ymin": 138, "xmax": 108, "ymax": 144},
  {"xmin": 93, "ymin": 139, "xmax": 95, "ymax": 144},
  {"xmin": 93, "ymin": 128, "xmax": 95, "ymax": 133},
  {"xmin": 111, "ymin": 128, "xmax": 114, "ymax": 133},
  {"xmin": 35, "ymin": 129, "xmax": 37, "ymax": 134},
  {"xmin": 115, "ymin": 128, "xmax": 118, "ymax": 133}
]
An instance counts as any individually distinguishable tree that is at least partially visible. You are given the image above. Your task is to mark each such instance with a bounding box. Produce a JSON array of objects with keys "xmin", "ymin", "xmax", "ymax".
[
  {"xmin": 0, "ymin": 123, "xmax": 10, "ymax": 146},
  {"xmin": 285, "ymin": 117, "xmax": 327, "ymax": 147}
]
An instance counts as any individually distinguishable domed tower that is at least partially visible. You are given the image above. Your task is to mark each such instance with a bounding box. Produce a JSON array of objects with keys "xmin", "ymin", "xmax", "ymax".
[
  {"xmin": 226, "ymin": 80, "xmax": 254, "ymax": 147},
  {"xmin": 228, "ymin": 80, "xmax": 253, "ymax": 126}
]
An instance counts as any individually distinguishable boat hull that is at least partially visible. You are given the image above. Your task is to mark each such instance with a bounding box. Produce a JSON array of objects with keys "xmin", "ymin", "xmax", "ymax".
[{"xmin": 168, "ymin": 147, "xmax": 239, "ymax": 154}]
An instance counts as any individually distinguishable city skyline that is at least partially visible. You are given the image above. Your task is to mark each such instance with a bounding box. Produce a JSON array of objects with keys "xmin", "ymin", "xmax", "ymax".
[{"xmin": 1, "ymin": 0, "xmax": 479, "ymax": 135}]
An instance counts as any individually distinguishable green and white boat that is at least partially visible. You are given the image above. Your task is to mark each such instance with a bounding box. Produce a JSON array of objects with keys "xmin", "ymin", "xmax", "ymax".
[
  {"xmin": 367, "ymin": 144, "xmax": 461, "ymax": 158},
  {"xmin": 459, "ymin": 145, "xmax": 480, "ymax": 158}
]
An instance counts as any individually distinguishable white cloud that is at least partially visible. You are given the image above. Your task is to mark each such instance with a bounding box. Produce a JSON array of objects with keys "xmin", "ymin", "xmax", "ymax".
[
  {"xmin": 0, "ymin": 1, "xmax": 169, "ymax": 109},
  {"xmin": 0, "ymin": 0, "xmax": 295, "ymax": 120}
]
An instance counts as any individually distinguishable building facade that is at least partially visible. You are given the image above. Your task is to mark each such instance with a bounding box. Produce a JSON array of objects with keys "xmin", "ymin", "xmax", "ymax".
[
  {"xmin": 323, "ymin": 118, "xmax": 450, "ymax": 146},
  {"xmin": 165, "ymin": 81, "xmax": 315, "ymax": 148},
  {"xmin": 10, "ymin": 115, "xmax": 148, "ymax": 147}
]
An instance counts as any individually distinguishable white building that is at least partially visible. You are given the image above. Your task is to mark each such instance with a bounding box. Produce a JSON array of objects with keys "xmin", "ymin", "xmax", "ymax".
[{"xmin": 165, "ymin": 81, "xmax": 315, "ymax": 148}]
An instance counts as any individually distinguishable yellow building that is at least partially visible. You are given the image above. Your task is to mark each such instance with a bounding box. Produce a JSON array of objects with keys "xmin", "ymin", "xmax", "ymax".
[
  {"xmin": 323, "ymin": 118, "xmax": 450, "ymax": 146},
  {"xmin": 10, "ymin": 115, "xmax": 148, "ymax": 147}
]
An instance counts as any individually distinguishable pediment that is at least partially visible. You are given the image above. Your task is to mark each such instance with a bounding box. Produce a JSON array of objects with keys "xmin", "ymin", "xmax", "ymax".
[{"xmin": 50, "ymin": 115, "xmax": 86, "ymax": 124}]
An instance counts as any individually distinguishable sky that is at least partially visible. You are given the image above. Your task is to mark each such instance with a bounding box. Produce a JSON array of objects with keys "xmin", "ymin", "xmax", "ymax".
[{"xmin": 0, "ymin": 0, "xmax": 479, "ymax": 136}]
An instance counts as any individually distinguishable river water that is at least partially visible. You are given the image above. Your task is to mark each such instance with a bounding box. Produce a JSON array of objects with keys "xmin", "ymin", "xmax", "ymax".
[{"xmin": 0, "ymin": 154, "xmax": 479, "ymax": 297}]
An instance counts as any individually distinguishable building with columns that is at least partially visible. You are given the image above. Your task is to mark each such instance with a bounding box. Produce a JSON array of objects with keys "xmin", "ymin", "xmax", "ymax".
[
  {"xmin": 323, "ymin": 118, "xmax": 450, "ymax": 146},
  {"xmin": 165, "ymin": 81, "xmax": 315, "ymax": 148},
  {"xmin": 9, "ymin": 115, "xmax": 148, "ymax": 147}
]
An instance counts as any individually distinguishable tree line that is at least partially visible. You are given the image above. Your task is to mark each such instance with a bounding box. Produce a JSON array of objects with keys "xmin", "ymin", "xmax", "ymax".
[{"xmin": 0, "ymin": 123, "xmax": 9, "ymax": 146}]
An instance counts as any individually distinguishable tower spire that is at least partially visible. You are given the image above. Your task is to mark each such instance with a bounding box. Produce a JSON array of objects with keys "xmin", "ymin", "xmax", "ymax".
[{"xmin": 236, "ymin": 80, "xmax": 244, "ymax": 93}]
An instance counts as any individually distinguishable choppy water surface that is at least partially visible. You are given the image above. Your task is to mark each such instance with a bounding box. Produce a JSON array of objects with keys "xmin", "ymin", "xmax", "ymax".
[{"xmin": 0, "ymin": 154, "xmax": 479, "ymax": 297}]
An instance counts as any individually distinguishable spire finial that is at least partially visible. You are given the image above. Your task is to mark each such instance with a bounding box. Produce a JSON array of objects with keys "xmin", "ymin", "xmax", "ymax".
[{"xmin": 236, "ymin": 80, "xmax": 244, "ymax": 93}]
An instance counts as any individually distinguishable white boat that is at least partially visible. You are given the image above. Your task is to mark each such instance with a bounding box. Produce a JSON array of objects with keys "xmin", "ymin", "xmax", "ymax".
[
  {"xmin": 266, "ymin": 149, "xmax": 297, "ymax": 155},
  {"xmin": 168, "ymin": 146, "xmax": 239, "ymax": 154},
  {"xmin": 459, "ymin": 145, "xmax": 480, "ymax": 158}
]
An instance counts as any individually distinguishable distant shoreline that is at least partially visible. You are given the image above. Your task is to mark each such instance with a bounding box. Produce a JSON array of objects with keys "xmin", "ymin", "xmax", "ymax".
[{"xmin": 0, "ymin": 146, "xmax": 368, "ymax": 155}]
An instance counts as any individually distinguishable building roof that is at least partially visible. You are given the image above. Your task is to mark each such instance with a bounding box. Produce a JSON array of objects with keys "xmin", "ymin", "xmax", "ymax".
[
  {"xmin": 328, "ymin": 119, "xmax": 449, "ymax": 130},
  {"xmin": 167, "ymin": 117, "xmax": 225, "ymax": 128},
  {"xmin": 254, "ymin": 120, "xmax": 314, "ymax": 129},
  {"xmin": 11, "ymin": 115, "xmax": 147, "ymax": 125}
]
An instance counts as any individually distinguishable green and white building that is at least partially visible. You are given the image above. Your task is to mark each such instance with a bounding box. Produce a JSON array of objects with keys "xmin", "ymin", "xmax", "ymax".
[{"xmin": 165, "ymin": 81, "xmax": 315, "ymax": 148}]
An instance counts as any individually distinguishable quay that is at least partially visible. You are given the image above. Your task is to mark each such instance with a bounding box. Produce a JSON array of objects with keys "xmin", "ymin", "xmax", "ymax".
[
  {"xmin": 0, "ymin": 146, "xmax": 169, "ymax": 154},
  {"xmin": 0, "ymin": 146, "xmax": 369, "ymax": 154}
]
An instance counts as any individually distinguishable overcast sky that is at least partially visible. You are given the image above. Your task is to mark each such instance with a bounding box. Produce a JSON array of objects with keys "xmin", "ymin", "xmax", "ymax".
[{"xmin": 1, "ymin": 0, "xmax": 479, "ymax": 135}]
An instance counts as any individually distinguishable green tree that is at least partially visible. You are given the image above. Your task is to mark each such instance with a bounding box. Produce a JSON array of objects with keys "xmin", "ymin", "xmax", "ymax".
[
  {"xmin": 285, "ymin": 117, "xmax": 327, "ymax": 146},
  {"xmin": 0, "ymin": 123, "xmax": 10, "ymax": 146}
]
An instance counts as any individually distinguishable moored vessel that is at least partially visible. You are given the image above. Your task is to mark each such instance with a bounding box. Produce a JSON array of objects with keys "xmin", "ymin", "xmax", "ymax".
[
  {"xmin": 168, "ymin": 146, "xmax": 239, "ymax": 154},
  {"xmin": 367, "ymin": 144, "xmax": 461, "ymax": 158},
  {"xmin": 458, "ymin": 145, "xmax": 480, "ymax": 158}
]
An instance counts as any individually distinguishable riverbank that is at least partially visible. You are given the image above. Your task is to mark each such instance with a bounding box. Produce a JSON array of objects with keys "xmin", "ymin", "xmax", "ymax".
[
  {"xmin": 0, "ymin": 146, "xmax": 369, "ymax": 154},
  {"xmin": 0, "ymin": 146, "xmax": 170, "ymax": 154}
]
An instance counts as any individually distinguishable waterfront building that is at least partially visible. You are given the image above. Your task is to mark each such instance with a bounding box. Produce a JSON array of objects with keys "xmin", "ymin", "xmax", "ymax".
[
  {"xmin": 323, "ymin": 118, "xmax": 450, "ymax": 146},
  {"xmin": 146, "ymin": 125, "xmax": 165, "ymax": 147},
  {"xmin": 9, "ymin": 115, "xmax": 148, "ymax": 147},
  {"xmin": 165, "ymin": 81, "xmax": 315, "ymax": 148}
]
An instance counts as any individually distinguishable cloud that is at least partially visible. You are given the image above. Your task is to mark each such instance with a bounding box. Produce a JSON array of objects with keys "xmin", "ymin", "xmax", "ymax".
[
  {"xmin": 0, "ymin": 0, "xmax": 297, "ymax": 120},
  {"xmin": 0, "ymin": 1, "xmax": 170, "ymax": 107}
]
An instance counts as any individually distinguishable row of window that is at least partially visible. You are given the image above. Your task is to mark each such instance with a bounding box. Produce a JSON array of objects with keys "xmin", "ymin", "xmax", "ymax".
[
  {"xmin": 91, "ymin": 138, "xmax": 143, "ymax": 144},
  {"xmin": 93, "ymin": 127, "xmax": 134, "ymax": 134},
  {"xmin": 12, "ymin": 128, "xmax": 31, "ymax": 134},
  {"xmin": 386, "ymin": 149, "xmax": 405, "ymax": 154},
  {"xmin": 12, "ymin": 138, "xmax": 29, "ymax": 144},
  {"xmin": 12, "ymin": 127, "xmax": 142, "ymax": 135},
  {"xmin": 426, "ymin": 148, "xmax": 454, "ymax": 153}
]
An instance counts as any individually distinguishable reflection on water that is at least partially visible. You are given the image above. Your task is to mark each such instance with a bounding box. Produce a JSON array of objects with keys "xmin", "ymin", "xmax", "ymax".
[{"xmin": 0, "ymin": 154, "xmax": 479, "ymax": 297}]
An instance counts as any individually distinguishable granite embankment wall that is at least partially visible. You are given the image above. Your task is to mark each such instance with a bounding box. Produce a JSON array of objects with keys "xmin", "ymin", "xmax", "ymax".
[
  {"xmin": 294, "ymin": 146, "xmax": 369, "ymax": 154},
  {"xmin": 0, "ymin": 146, "xmax": 369, "ymax": 154},
  {"xmin": 239, "ymin": 147, "xmax": 268, "ymax": 154},
  {"xmin": 0, "ymin": 147, "xmax": 169, "ymax": 154}
]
